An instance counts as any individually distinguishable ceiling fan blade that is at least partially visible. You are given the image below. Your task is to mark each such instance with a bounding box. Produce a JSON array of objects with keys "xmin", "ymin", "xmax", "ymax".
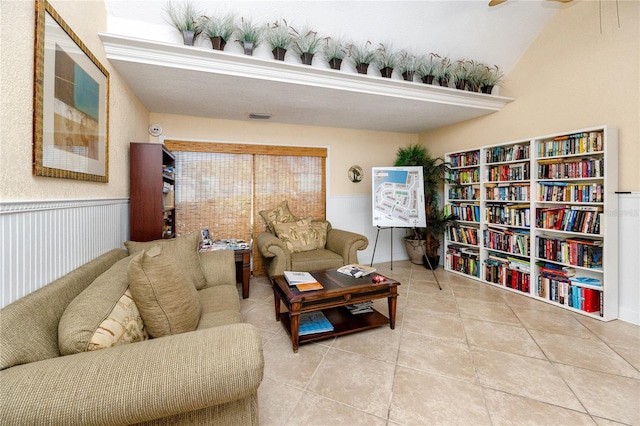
[{"xmin": 489, "ymin": 0, "xmax": 508, "ymax": 6}]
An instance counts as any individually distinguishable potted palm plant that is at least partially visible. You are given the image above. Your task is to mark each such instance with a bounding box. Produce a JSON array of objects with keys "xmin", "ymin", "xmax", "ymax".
[
  {"xmin": 323, "ymin": 36, "xmax": 348, "ymax": 70},
  {"xmin": 348, "ymin": 41, "xmax": 376, "ymax": 74},
  {"xmin": 374, "ymin": 43, "xmax": 398, "ymax": 78},
  {"xmin": 290, "ymin": 26, "xmax": 323, "ymax": 65},
  {"xmin": 201, "ymin": 13, "xmax": 235, "ymax": 50},
  {"xmin": 394, "ymin": 144, "xmax": 457, "ymax": 268},
  {"xmin": 265, "ymin": 19, "xmax": 292, "ymax": 60},
  {"xmin": 163, "ymin": 0, "xmax": 203, "ymax": 46},
  {"xmin": 236, "ymin": 17, "xmax": 262, "ymax": 55}
]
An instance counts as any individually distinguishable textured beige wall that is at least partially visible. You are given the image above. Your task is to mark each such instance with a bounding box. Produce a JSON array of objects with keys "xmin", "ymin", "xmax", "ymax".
[
  {"xmin": 420, "ymin": 0, "xmax": 639, "ymax": 192},
  {"xmin": 0, "ymin": 0, "xmax": 149, "ymax": 200},
  {"xmin": 149, "ymin": 113, "xmax": 418, "ymax": 195}
]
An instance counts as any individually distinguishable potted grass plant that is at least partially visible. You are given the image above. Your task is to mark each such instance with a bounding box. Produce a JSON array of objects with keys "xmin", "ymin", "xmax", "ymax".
[
  {"xmin": 290, "ymin": 26, "xmax": 323, "ymax": 65},
  {"xmin": 394, "ymin": 144, "xmax": 457, "ymax": 268},
  {"xmin": 323, "ymin": 36, "xmax": 348, "ymax": 70},
  {"xmin": 434, "ymin": 56, "xmax": 452, "ymax": 88},
  {"xmin": 348, "ymin": 41, "xmax": 376, "ymax": 74},
  {"xmin": 452, "ymin": 60, "xmax": 471, "ymax": 91},
  {"xmin": 374, "ymin": 43, "xmax": 398, "ymax": 78},
  {"xmin": 265, "ymin": 19, "xmax": 292, "ymax": 60},
  {"xmin": 163, "ymin": 0, "xmax": 203, "ymax": 46},
  {"xmin": 236, "ymin": 17, "xmax": 262, "ymax": 55},
  {"xmin": 417, "ymin": 53, "xmax": 441, "ymax": 84},
  {"xmin": 398, "ymin": 50, "xmax": 418, "ymax": 81},
  {"xmin": 201, "ymin": 13, "xmax": 235, "ymax": 50},
  {"xmin": 480, "ymin": 64, "xmax": 504, "ymax": 94}
]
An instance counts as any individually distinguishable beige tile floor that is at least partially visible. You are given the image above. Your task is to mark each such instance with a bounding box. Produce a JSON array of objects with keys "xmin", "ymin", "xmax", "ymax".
[{"xmin": 239, "ymin": 261, "xmax": 640, "ymax": 426}]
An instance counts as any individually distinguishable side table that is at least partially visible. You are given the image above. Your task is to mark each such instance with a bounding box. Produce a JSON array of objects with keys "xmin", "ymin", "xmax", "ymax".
[
  {"xmin": 200, "ymin": 244, "xmax": 251, "ymax": 299},
  {"xmin": 234, "ymin": 248, "xmax": 251, "ymax": 299}
]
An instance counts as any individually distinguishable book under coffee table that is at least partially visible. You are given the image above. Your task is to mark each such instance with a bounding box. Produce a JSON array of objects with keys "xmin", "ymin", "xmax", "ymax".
[{"xmin": 272, "ymin": 269, "xmax": 400, "ymax": 352}]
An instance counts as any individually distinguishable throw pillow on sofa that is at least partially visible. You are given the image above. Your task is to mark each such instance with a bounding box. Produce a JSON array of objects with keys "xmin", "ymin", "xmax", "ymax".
[
  {"xmin": 309, "ymin": 220, "xmax": 329, "ymax": 248},
  {"xmin": 259, "ymin": 200, "xmax": 297, "ymax": 234},
  {"xmin": 128, "ymin": 246, "xmax": 201, "ymax": 338},
  {"xmin": 125, "ymin": 231, "xmax": 207, "ymax": 290},
  {"xmin": 58, "ymin": 255, "xmax": 149, "ymax": 356},
  {"xmin": 273, "ymin": 217, "xmax": 317, "ymax": 252}
]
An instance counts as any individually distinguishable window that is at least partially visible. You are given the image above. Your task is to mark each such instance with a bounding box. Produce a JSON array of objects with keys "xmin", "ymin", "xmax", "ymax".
[{"xmin": 166, "ymin": 140, "xmax": 327, "ymax": 275}]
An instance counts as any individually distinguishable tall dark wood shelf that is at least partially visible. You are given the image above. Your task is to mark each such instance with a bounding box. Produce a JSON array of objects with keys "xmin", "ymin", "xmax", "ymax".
[{"xmin": 130, "ymin": 142, "xmax": 176, "ymax": 242}]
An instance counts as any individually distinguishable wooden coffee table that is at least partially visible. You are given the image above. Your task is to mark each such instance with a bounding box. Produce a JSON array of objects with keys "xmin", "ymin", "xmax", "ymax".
[{"xmin": 272, "ymin": 269, "xmax": 400, "ymax": 352}]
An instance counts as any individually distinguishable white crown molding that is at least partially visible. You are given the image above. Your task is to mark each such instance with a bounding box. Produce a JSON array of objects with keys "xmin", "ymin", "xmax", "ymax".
[
  {"xmin": 101, "ymin": 33, "xmax": 512, "ymax": 111},
  {"xmin": 100, "ymin": 33, "xmax": 514, "ymax": 133}
]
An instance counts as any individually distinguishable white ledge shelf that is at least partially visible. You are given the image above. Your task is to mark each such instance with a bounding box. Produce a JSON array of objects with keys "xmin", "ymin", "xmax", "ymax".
[{"xmin": 100, "ymin": 33, "xmax": 514, "ymax": 133}]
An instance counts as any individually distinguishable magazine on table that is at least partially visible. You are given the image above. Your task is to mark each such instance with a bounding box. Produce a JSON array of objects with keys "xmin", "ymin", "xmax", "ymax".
[
  {"xmin": 337, "ymin": 264, "xmax": 377, "ymax": 278},
  {"xmin": 283, "ymin": 271, "xmax": 318, "ymax": 286}
]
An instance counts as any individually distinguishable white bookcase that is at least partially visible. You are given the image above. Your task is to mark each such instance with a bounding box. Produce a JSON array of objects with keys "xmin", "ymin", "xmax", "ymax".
[
  {"xmin": 443, "ymin": 149, "xmax": 482, "ymax": 279},
  {"xmin": 444, "ymin": 126, "xmax": 618, "ymax": 321}
]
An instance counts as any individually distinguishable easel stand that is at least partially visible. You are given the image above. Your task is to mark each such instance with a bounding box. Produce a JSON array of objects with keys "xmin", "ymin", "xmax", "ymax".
[
  {"xmin": 371, "ymin": 226, "xmax": 442, "ymax": 291},
  {"xmin": 370, "ymin": 226, "xmax": 394, "ymax": 270}
]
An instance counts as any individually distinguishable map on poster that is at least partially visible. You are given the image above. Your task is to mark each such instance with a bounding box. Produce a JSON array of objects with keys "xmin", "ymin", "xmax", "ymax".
[{"xmin": 372, "ymin": 166, "xmax": 426, "ymax": 228}]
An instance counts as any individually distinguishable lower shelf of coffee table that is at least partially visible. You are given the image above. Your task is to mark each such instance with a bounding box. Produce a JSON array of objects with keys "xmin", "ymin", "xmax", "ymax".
[{"xmin": 279, "ymin": 306, "xmax": 390, "ymax": 345}]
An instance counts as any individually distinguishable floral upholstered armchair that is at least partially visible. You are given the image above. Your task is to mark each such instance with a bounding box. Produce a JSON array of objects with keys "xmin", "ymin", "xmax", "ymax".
[{"xmin": 255, "ymin": 201, "xmax": 369, "ymax": 279}]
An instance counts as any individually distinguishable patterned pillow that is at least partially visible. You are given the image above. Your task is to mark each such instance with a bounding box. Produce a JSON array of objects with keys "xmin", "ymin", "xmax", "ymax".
[
  {"xmin": 259, "ymin": 200, "xmax": 297, "ymax": 234},
  {"xmin": 125, "ymin": 231, "xmax": 207, "ymax": 290},
  {"xmin": 59, "ymin": 255, "xmax": 149, "ymax": 355},
  {"xmin": 87, "ymin": 289, "xmax": 149, "ymax": 351},
  {"xmin": 273, "ymin": 217, "xmax": 317, "ymax": 252},
  {"xmin": 128, "ymin": 246, "xmax": 201, "ymax": 338},
  {"xmin": 310, "ymin": 220, "xmax": 329, "ymax": 248}
]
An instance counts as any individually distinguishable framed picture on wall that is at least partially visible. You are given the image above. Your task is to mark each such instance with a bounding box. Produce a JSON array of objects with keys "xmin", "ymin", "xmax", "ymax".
[{"xmin": 33, "ymin": 0, "xmax": 109, "ymax": 182}]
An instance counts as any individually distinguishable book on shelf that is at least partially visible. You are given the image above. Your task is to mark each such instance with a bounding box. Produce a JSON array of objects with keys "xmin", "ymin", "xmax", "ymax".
[
  {"xmin": 298, "ymin": 312, "xmax": 334, "ymax": 336},
  {"xmin": 296, "ymin": 282, "xmax": 324, "ymax": 292},
  {"xmin": 283, "ymin": 271, "xmax": 318, "ymax": 286},
  {"xmin": 337, "ymin": 264, "xmax": 376, "ymax": 278}
]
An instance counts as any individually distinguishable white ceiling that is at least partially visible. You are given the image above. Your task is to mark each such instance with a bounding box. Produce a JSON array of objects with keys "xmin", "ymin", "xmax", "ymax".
[{"xmin": 103, "ymin": 0, "xmax": 566, "ymax": 133}]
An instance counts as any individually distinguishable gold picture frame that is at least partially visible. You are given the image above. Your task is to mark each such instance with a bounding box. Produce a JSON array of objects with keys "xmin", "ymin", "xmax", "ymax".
[{"xmin": 33, "ymin": 0, "xmax": 109, "ymax": 182}]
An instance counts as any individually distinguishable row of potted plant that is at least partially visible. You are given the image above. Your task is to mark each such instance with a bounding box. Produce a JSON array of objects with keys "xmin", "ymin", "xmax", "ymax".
[{"xmin": 163, "ymin": 2, "xmax": 504, "ymax": 94}]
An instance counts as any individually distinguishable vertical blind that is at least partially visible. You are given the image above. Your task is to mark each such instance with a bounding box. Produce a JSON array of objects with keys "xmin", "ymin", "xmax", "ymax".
[{"xmin": 167, "ymin": 141, "xmax": 326, "ymax": 275}]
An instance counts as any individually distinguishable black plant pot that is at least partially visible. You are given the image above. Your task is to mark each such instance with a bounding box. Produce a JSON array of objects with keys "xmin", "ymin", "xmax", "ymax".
[
  {"xmin": 439, "ymin": 77, "xmax": 449, "ymax": 87},
  {"xmin": 272, "ymin": 47, "xmax": 286, "ymax": 60},
  {"xmin": 242, "ymin": 41, "xmax": 255, "ymax": 55},
  {"xmin": 380, "ymin": 67, "xmax": 394, "ymax": 78},
  {"xmin": 182, "ymin": 30, "xmax": 196, "ymax": 46},
  {"xmin": 455, "ymin": 79, "xmax": 468, "ymax": 90},
  {"xmin": 356, "ymin": 63, "xmax": 369, "ymax": 74},
  {"xmin": 481, "ymin": 85, "xmax": 494, "ymax": 94},
  {"xmin": 209, "ymin": 36, "xmax": 226, "ymax": 50},
  {"xmin": 301, "ymin": 52, "xmax": 314, "ymax": 65},
  {"xmin": 421, "ymin": 75, "xmax": 435, "ymax": 84},
  {"xmin": 423, "ymin": 254, "xmax": 440, "ymax": 270},
  {"xmin": 402, "ymin": 71, "xmax": 415, "ymax": 81},
  {"xmin": 328, "ymin": 58, "xmax": 343, "ymax": 70}
]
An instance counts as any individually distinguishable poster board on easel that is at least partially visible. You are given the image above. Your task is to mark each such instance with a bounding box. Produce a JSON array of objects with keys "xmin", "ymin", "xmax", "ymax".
[{"xmin": 371, "ymin": 166, "xmax": 426, "ymax": 228}]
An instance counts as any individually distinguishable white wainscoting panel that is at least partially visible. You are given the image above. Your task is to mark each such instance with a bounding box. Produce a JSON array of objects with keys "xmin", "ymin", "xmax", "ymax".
[
  {"xmin": 327, "ymin": 194, "xmax": 409, "ymax": 267},
  {"xmin": 618, "ymin": 193, "xmax": 640, "ymax": 325},
  {"xmin": 0, "ymin": 198, "xmax": 129, "ymax": 308}
]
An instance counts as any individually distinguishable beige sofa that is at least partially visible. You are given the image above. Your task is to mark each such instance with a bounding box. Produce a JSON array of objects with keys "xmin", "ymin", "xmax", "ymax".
[{"xmin": 0, "ymin": 235, "xmax": 264, "ymax": 425}]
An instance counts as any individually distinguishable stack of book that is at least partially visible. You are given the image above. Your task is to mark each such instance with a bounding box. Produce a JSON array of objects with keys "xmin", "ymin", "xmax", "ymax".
[
  {"xmin": 283, "ymin": 271, "xmax": 323, "ymax": 291},
  {"xmin": 298, "ymin": 312, "xmax": 334, "ymax": 336},
  {"xmin": 345, "ymin": 301, "xmax": 374, "ymax": 315}
]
